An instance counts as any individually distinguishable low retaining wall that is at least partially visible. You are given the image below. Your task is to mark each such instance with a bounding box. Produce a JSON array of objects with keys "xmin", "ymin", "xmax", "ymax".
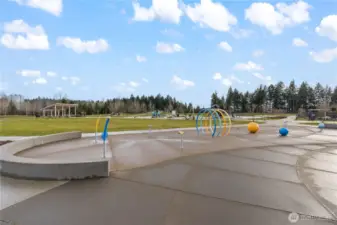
[
  {"xmin": 0, "ymin": 132, "xmax": 109, "ymax": 180},
  {"xmin": 324, "ymin": 123, "xmax": 337, "ymax": 129}
]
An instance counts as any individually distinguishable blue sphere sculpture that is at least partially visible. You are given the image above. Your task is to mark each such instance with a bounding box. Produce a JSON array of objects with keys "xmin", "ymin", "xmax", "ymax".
[
  {"xmin": 318, "ymin": 123, "xmax": 325, "ymax": 129},
  {"xmin": 279, "ymin": 127, "xmax": 289, "ymax": 136}
]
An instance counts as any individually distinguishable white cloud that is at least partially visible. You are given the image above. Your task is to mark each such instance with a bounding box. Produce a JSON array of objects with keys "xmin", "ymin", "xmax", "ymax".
[
  {"xmin": 132, "ymin": 0, "xmax": 183, "ymax": 24},
  {"xmin": 142, "ymin": 78, "xmax": 149, "ymax": 83},
  {"xmin": 220, "ymin": 74, "xmax": 244, "ymax": 86},
  {"xmin": 32, "ymin": 77, "xmax": 47, "ymax": 84},
  {"xmin": 156, "ymin": 42, "xmax": 184, "ymax": 53},
  {"xmin": 129, "ymin": 81, "xmax": 140, "ymax": 87},
  {"xmin": 184, "ymin": 0, "xmax": 237, "ymax": 32},
  {"xmin": 213, "ymin": 72, "xmax": 222, "ymax": 80},
  {"xmin": 1, "ymin": 20, "xmax": 49, "ymax": 50},
  {"xmin": 57, "ymin": 37, "xmax": 109, "ymax": 54},
  {"xmin": 222, "ymin": 78, "xmax": 232, "ymax": 86},
  {"xmin": 47, "ymin": 71, "xmax": 57, "ymax": 77},
  {"xmin": 171, "ymin": 75, "xmax": 194, "ymax": 90},
  {"xmin": 230, "ymin": 75, "xmax": 244, "ymax": 84},
  {"xmin": 234, "ymin": 61, "xmax": 263, "ymax": 71},
  {"xmin": 310, "ymin": 47, "xmax": 337, "ymax": 63},
  {"xmin": 69, "ymin": 76, "xmax": 80, "ymax": 85},
  {"xmin": 61, "ymin": 76, "xmax": 80, "ymax": 85},
  {"xmin": 253, "ymin": 50, "xmax": 264, "ymax": 57},
  {"xmin": 113, "ymin": 82, "xmax": 136, "ymax": 93},
  {"xmin": 315, "ymin": 15, "xmax": 337, "ymax": 42},
  {"xmin": 253, "ymin": 72, "xmax": 272, "ymax": 81},
  {"xmin": 136, "ymin": 55, "xmax": 147, "ymax": 62},
  {"xmin": 17, "ymin": 70, "xmax": 41, "ymax": 77},
  {"xmin": 292, "ymin": 38, "xmax": 308, "ymax": 47},
  {"xmin": 245, "ymin": 1, "xmax": 311, "ymax": 35},
  {"xmin": 218, "ymin": 42, "xmax": 232, "ymax": 52},
  {"xmin": 10, "ymin": 0, "xmax": 62, "ymax": 16}
]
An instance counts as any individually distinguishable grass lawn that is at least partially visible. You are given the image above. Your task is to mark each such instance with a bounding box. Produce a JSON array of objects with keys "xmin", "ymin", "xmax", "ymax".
[
  {"xmin": 300, "ymin": 121, "xmax": 337, "ymax": 126},
  {"xmin": 0, "ymin": 116, "xmax": 259, "ymax": 136}
]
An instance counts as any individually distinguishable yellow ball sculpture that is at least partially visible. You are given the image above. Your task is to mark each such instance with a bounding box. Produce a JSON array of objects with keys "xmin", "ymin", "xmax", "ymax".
[{"xmin": 248, "ymin": 122, "xmax": 259, "ymax": 133}]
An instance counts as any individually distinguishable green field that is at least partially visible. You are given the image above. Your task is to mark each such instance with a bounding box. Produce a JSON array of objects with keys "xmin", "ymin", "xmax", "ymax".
[
  {"xmin": 300, "ymin": 121, "xmax": 337, "ymax": 126},
  {"xmin": 0, "ymin": 116, "xmax": 258, "ymax": 136}
]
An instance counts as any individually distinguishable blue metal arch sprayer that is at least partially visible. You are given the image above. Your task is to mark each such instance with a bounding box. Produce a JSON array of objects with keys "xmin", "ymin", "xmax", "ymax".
[{"xmin": 101, "ymin": 117, "xmax": 110, "ymax": 158}]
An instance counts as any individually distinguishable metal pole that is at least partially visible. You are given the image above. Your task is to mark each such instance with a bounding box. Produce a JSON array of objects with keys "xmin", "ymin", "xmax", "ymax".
[
  {"xmin": 148, "ymin": 125, "xmax": 152, "ymax": 138},
  {"xmin": 103, "ymin": 140, "xmax": 106, "ymax": 158}
]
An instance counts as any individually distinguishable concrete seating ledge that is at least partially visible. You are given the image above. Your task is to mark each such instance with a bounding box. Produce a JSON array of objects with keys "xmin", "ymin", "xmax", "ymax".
[{"xmin": 0, "ymin": 132, "xmax": 109, "ymax": 180}]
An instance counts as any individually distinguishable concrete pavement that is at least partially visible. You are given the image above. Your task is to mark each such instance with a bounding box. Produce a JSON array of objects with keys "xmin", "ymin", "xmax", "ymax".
[{"xmin": 1, "ymin": 125, "xmax": 337, "ymax": 225}]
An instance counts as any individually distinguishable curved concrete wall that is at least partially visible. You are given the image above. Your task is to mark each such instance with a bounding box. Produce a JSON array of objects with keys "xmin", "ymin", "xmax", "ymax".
[{"xmin": 0, "ymin": 132, "xmax": 109, "ymax": 180}]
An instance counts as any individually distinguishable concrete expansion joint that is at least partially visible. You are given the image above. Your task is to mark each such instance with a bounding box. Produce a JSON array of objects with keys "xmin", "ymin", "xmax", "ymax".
[{"xmin": 296, "ymin": 145, "xmax": 337, "ymax": 220}]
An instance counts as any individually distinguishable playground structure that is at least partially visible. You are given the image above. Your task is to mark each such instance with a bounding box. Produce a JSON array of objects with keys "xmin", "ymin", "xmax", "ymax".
[
  {"xmin": 196, "ymin": 107, "xmax": 232, "ymax": 137},
  {"xmin": 152, "ymin": 110, "xmax": 161, "ymax": 118},
  {"xmin": 40, "ymin": 103, "xmax": 78, "ymax": 117}
]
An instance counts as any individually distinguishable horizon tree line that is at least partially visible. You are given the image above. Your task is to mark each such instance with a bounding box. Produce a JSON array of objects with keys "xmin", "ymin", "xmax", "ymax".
[{"xmin": 2, "ymin": 80, "xmax": 337, "ymax": 116}]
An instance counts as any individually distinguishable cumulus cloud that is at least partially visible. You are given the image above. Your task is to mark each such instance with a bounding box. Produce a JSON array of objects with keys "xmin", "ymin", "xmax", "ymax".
[
  {"xmin": 129, "ymin": 81, "xmax": 140, "ymax": 87},
  {"xmin": 310, "ymin": 47, "xmax": 337, "ymax": 63},
  {"xmin": 171, "ymin": 75, "xmax": 194, "ymax": 90},
  {"xmin": 156, "ymin": 42, "xmax": 184, "ymax": 53},
  {"xmin": 132, "ymin": 0, "xmax": 183, "ymax": 24},
  {"xmin": 1, "ymin": 19, "xmax": 49, "ymax": 50},
  {"xmin": 213, "ymin": 73, "xmax": 243, "ymax": 86},
  {"xmin": 184, "ymin": 0, "xmax": 237, "ymax": 32},
  {"xmin": 222, "ymin": 78, "xmax": 232, "ymax": 86},
  {"xmin": 47, "ymin": 71, "xmax": 57, "ymax": 77},
  {"xmin": 113, "ymin": 82, "xmax": 138, "ymax": 93},
  {"xmin": 17, "ymin": 70, "xmax": 41, "ymax": 77},
  {"xmin": 315, "ymin": 15, "xmax": 337, "ymax": 42},
  {"xmin": 218, "ymin": 42, "xmax": 232, "ymax": 52},
  {"xmin": 32, "ymin": 77, "xmax": 47, "ymax": 84},
  {"xmin": 234, "ymin": 61, "xmax": 264, "ymax": 71},
  {"xmin": 57, "ymin": 37, "xmax": 109, "ymax": 54},
  {"xmin": 61, "ymin": 76, "xmax": 81, "ymax": 85},
  {"xmin": 136, "ymin": 55, "xmax": 147, "ymax": 62},
  {"xmin": 252, "ymin": 72, "xmax": 272, "ymax": 81},
  {"xmin": 230, "ymin": 75, "xmax": 244, "ymax": 84},
  {"xmin": 292, "ymin": 38, "xmax": 308, "ymax": 47},
  {"xmin": 213, "ymin": 72, "xmax": 222, "ymax": 80},
  {"xmin": 10, "ymin": 0, "xmax": 63, "ymax": 16},
  {"xmin": 245, "ymin": 1, "xmax": 311, "ymax": 35}
]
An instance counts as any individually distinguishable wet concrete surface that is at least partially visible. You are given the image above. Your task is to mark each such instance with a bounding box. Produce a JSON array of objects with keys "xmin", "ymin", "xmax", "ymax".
[
  {"xmin": 266, "ymin": 146, "xmax": 309, "ymax": 156},
  {"xmin": 1, "ymin": 126, "xmax": 337, "ymax": 225},
  {"xmin": 226, "ymin": 148, "xmax": 298, "ymax": 165}
]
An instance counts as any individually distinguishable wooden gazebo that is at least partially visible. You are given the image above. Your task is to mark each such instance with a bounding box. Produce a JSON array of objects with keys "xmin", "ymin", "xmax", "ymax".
[{"xmin": 41, "ymin": 103, "xmax": 78, "ymax": 117}]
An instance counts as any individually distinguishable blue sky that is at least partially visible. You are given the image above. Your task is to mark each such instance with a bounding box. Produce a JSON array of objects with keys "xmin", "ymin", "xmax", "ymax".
[{"xmin": 0, "ymin": 0, "xmax": 336, "ymax": 106}]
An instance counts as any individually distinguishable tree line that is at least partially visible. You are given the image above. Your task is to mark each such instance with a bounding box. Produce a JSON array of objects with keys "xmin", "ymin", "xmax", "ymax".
[
  {"xmin": 2, "ymin": 80, "xmax": 337, "ymax": 116},
  {"xmin": 212, "ymin": 80, "xmax": 337, "ymax": 113}
]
